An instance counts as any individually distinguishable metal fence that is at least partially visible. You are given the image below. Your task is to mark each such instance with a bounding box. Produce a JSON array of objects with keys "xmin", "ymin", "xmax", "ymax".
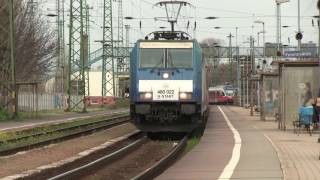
[
  {"xmin": 18, "ymin": 93, "xmax": 68, "ymax": 112},
  {"xmin": 16, "ymin": 83, "xmax": 70, "ymax": 112}
]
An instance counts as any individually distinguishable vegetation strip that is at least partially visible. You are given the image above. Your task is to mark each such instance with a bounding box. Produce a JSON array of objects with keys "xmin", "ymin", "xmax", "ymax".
[
  {"xmin": 0, "ymin": 111, "xmax": 129, "ymax": 142},
  {"xmin": 0, "ymin": 115, "xmax": 130, "ymax": 156},
  {"xmin": 132, "ymin": 135, "xmax": 188, "ymax": 180}
]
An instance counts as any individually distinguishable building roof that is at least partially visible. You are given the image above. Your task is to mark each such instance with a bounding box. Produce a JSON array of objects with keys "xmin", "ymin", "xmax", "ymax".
[{"xmin": 271, "ymin": 60, "xmax": 319, "ymax": 67}]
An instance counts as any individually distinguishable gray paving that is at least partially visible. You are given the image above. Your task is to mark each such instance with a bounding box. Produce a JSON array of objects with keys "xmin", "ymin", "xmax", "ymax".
[
  {"xmin": 157, "ymin": 105, "xmax": 284, "ymax": 180},
  {"xmin": 225, "ymin": 106, "xmax": 320, "ymax": 180},
  {"xmin": 222, "ymin": 106, "xmax": 283, "ymax": 180},
  {"xmin": 157, "ymin": 106, "xmax": 234, "ymax": 180}
]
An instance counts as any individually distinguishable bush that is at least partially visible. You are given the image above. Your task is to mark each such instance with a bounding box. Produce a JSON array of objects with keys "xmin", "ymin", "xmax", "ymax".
[
  {"xmin": 0, "ymin": 107, "xmax": 9, "ymax": 121},
  {"xmin": 106, "ymin": 99, "xmax": 129, "ymax": 110}
]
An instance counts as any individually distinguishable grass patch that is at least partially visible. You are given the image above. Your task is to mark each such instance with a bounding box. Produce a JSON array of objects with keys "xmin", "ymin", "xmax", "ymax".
[
  {"xmin": 186, "ymin": 136, "xmax": 201, "ymax": 152},
  {"xmin": 18, "ymin": 109, "xmax": 74, "ymax": 120},
  {"xmin": 0, "ymin": 107, "xmax": 9, "ymax": 121},
  {"xmin": 0, "ymin": 112, "xmax": 129, "ymax": 151},
  {"xmin": 104, "ymin": 98, "xmax": 129, "ymax": 110},
  {"xmin": 185, "ymin": 127, "xmax": 205, "ymax": 152}
]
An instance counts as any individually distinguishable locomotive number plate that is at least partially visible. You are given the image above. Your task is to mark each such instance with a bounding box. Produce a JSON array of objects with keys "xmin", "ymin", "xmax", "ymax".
[{"xmin": 153, "ymin": 88, "xmax": 179, "ymax": 101}]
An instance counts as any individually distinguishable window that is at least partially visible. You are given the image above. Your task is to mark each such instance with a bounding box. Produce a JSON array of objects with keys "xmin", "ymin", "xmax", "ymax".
[
  {"xmin": 140, "ymin": 49, "xmax": 164, "ymax": 68},
  {"xmin": 167, "ymin": 49, "xmax": 193, "ymax": 68}
]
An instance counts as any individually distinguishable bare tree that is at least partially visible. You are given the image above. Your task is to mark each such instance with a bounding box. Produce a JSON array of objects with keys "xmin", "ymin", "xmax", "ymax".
[
  {"xmin": 200, "ymin": 38, "xmax": 223, "ymax": 47},
  {"xmin": 0, "ymin": 0, "xmax": 57, "ymax": 83},
  {"xmin": 15, "ymin": 1, "xmax": 57, "ymax": 82},
  {"xmin": 208, "ymin": 63, "xmax": 237, "ymax": 87}
]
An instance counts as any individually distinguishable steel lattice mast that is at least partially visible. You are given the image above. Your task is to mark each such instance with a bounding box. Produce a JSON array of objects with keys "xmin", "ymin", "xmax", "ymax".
[
  {"xmin": 0, "ymin": 0, "xmax": 17, "ymax": 117},
  {"xmin": 84, "ymin": 3, "xmax": 90, "ymax": 97},
  {"xmin": 102, "ymin": 0, "xmax": 115, "ymax": 99},
  {"xmin": 56, "ymin": 0, "xmax": 65, "ymax": 94},
  {"xmin": 67, "ymin": 0, "xmax": 86, "ymax": 112},
  {"xmin": 115, "ymin": 0, "xmax": 126, "ymax": 97}
]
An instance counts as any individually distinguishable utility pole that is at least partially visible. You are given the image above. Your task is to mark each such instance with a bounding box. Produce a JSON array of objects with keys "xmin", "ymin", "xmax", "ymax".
[
  {"xmin": 275, "ymin": 0, "xmax": 289, "ymax": 58},
  {"xmin": 102, "ymin": 0, "xmax": 115, "ymax": 100},
  {"xmin": 116, "ymin": 0, "xmax": 125, "ymax": 98},
  {"xmin": 297, "ymin": 0, "xmax": 302, "ymax": 52},
  {"xmin": 125, "ymin": 25, "xmax": 130, "ymax": 60},
  {"xmin": 56, "ymin": 0, "xmax": 66, "ymax": 98},
  {"xmin": 227, "ymin": 33, "xmax": 234, "ymax": 85},
  {"xmin": 54, "ymin": 0, "xmax": 66, "ymax": 96},
  {"xmin": 0, "ymin": 0, "xmax": 17, "ymax": 118},
  {"xmin": 318, "ymin": 1, "xmax": 320, "ymax": 61},
  {"xmin": 84, "ymin": 4, "xmax": 91, "ymax": 97},
  {"xmin": 125, "ymin": 24, "xmax": 131, "ymax": 87},
  {"xmin": 9, "ymin": 0, "xmax": 17, "ymax": 117},
  {"xmin": 276, "ymin": 2, "xmax": 280, "ymax": 55},
  {"xmin": 250, "ymin": 36, "xmax": 255, "ymax": 116},
  {"xmin": 67, "ymin": 0, "xmax": 86, "ymax": 112},
  {"xmin": 317, "ymin": 0, "xmax": 320, "ymax": 60}
]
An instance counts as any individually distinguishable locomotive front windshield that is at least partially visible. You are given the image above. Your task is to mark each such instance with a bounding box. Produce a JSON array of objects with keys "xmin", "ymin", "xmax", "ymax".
[
  {"xmin": 167, "ymin": 49, "xmax": 192, "ymax": 68},
  {"xmin": 140, "ymin": 48, "xmax": 165, "ymax": 68},
  {"xmin": 139, "ymin": 48, "xmax": 193, "ymax": 69}
]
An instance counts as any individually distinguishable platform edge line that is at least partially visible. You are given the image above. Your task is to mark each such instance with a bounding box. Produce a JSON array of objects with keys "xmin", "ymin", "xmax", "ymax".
[{"xmin": 217, "ymin": 106, "xmax": 242, "ymax": 180}]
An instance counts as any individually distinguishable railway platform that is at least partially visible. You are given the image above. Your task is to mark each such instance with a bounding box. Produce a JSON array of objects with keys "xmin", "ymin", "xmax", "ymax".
[
  {"xmin": 0, "ymin": 108, "xmax": 129, "ymax": 132},
  {"xmin": 158, "ymin": 106, "xmax": 320, "ymax": 180}
]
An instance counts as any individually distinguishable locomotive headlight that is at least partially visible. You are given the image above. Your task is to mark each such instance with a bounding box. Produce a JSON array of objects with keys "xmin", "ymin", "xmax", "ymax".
[
  {"xmin": 162, "ymin": 73, "xmax": 169, "ymax": 79},
  {"xmin": 179, "ymin": 92, "xmax": 192, "ymax": 100},
  {"xmin": 140, "ymin": 92, "xmax": 152, "ymax": 100},
  {"xmin": 144, "ymin": 92, "xmax": 152, "ymax": 99}
]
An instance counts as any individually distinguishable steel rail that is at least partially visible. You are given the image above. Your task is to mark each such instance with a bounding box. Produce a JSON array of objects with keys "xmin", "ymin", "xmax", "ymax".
[
  {"xmin": 131, "ymin": 135, "xmax": 188, "ymax": 180},
  {"xmin": 48, "ymin": 134, "xmax": 147, "ymax": 180},
  {"xmin": 47, "ymin": 134, "xmax": 187, "ymax": 180},
  {"xmin": 0, "ymin": 115, "xmax": 130, "ymax": 156}
]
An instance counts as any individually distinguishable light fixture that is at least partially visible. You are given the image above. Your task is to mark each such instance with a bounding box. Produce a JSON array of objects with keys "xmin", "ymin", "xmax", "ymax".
[
  {"xmin": 180, "ymin": 92, "xmax": 187, "ymax": 99},
  {"xmin": 46, "ymin": 14, "xmax": 58, "ymax": 17},
  {"xmin": 163, "ymin": 73, "xmax": 169, "ymax": 79},
  {"xmin": 205, "ymin": 16, "xmax": 218, "ymax": 20},
  {"xmin": 124, "ymin": 16, "xmax": 134, "ymax": 20},
  {"xmin": 144, "ymin": 93, "xmax": 152, "ymax": 99},
  {"xmin": 140, "ymin": 92, "xmax": 152, "ymax": 100},
  {"xmin": 179, "ymin": 92, "xmax": 192, "ymax": 100}
]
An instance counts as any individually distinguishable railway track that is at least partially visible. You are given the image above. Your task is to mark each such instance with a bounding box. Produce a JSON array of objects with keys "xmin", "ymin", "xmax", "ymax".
[
  {"xmin": 32, "ymin": 133, "xmax": 188, "ymax": 180},
  {"xmin": 0, "ymin": 114, "xmax": 130, "ymax": 156}
]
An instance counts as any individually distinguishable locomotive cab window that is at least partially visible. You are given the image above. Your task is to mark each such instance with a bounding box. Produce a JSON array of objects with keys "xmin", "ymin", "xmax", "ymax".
[
  {"xmin": 167, "ymin": 49, "xmax": 192, "ymax": 68},
  {"xmin": 140, "ymin": 48, "xmax": 165, "ymax": 68}
]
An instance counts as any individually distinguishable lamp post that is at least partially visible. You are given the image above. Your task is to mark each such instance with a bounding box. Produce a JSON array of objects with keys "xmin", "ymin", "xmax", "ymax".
[
  {"xmin": 297, "ymin": 0, "xmax": 302, "ymax": 52},
  {"xmin": 254, "ymin": 20, "xmax": 265, "ymax": 112},
  {"xmin": 275, "ymin": 0, "xmax": 290, "ymax": 58},
  {"xmin": 254, "ymin": 21, "xmax": 266, "ymax": 60}
]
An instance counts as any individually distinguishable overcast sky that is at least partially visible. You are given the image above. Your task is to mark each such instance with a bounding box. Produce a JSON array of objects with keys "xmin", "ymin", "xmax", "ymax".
[{"xmin": 42, "ymin": 0, "xmax": 319, "ymax": 51}]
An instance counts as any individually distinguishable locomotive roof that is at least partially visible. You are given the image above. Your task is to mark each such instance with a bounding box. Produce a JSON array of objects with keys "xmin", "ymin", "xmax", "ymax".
[{"xmin": 138, "ymin": 39, "xmax": 197, "ymax": 43}]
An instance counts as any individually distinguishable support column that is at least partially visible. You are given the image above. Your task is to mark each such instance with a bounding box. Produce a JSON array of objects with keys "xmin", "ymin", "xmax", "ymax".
[
  {"xmin": 67, "ymin": 0, "xmax": 86, "ymax": 112},
  {"xmin": 0, "ymin": 0, "xmax": 17, "ymax": 118},
  {"xmin": 102, "ymin": 0, "xmax": 115, "ymax": 100}
]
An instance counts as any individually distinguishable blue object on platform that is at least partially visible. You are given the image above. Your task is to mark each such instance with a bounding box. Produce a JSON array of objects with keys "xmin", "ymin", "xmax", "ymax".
[{"xmin": 299, "ymin": 106, "xmax": 314, "ymax": 125}]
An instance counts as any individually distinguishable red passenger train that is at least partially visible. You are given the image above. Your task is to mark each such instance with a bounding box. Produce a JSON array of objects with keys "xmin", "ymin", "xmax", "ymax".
[{"xmin": 208, "ymin": 87, "xmax": 234, "ymax": 105}]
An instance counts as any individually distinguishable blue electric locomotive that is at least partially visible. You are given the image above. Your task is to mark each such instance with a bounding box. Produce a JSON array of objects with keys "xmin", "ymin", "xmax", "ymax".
[{"xmin": 130, "ymin": 32, "xmax": 208, "ymax": 132}]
